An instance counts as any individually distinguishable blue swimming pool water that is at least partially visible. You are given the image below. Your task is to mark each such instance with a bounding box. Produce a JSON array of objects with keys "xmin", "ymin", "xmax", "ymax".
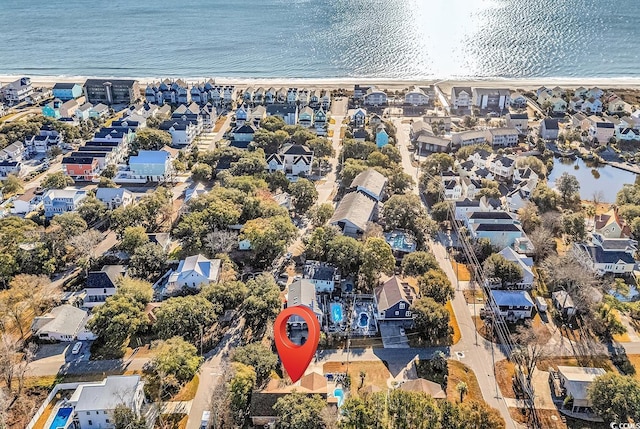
[
  {"xmin": 358, "ymin": 313, "xmax": 369, "ymax": 328},
  {"xmin": 50, "ymin": 407, "xmax": 73, "ymax": 429},
  {"xmin": 331, "ymin": 303, "xmax": 343, "ymax": 324},
  {"xmin": 609, "ymin": 285, "xmax": 640, "ymax": 302},
  {"xmin": 334, "ymin": 388, "xmax": 345, "ymax": 407}
]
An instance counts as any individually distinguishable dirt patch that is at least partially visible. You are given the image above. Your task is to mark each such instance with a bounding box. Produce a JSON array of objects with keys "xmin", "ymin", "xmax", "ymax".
[
  {"xmin": 172, "ymin": 375, "xmax": 199, "ymax": 402},
  {"xmin": 495, "ymin": 359, "xmax": 517, "ymax": 398},
  {"xmin": 323, "ymin": 361, "xmax": 391, "ymax": 396},
  {"xmin": 451, "ymin": 261, "xmax": 471, "ymax": 281},
  {"xmin": 155, "ymin": 414, "xmax": 188, "ymax": 429},
  {"xmin": 613, "ymin": 309, "xmax": 631, "ymax": 343},
  {"xmin": 537, "ymin": 356, "xmax": 616, "ymax": 373},
  {"xmin": 463, "ymin": 289, "xmax": 485, "ymax": 304},
  {"xmin": 624, "ymin": 355, "xmax": 640, "ymax": 381},
  {"xmin": 446, "ymin": 360, "xmax": 483, "ymax": 403},
  {"xmin": 472, "ymin": 316, "xmax": 494, "ymax": 342},
  {"xmin": 446, "ymin": 301, "xmax": 461, "ymax": 345},
  {"xmin": 213, "ymin": 116, "xmax": 227, "ymax": 132}
]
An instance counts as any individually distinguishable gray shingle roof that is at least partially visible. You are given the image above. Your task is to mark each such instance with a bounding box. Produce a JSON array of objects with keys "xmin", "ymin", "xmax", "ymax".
[{"xmin": 329, "ymin": 191, "xmax": 376, "ymax": 232}]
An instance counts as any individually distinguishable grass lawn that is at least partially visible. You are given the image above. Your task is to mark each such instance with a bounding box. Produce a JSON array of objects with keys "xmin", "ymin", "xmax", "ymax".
[
  {"xmin": 451, "ymin": 261, "xmax": 471, "ymax": 281},
  {"xmin": 510, "ymin": 407, "xmax": 568, "ymax": 429},
  {"xmin": 624, "ymin": 355, "xmax": 640, "ymax": 381},
  {"xmin": 537, "ymin": 356, "xmax": 617, "ymax": 373},
  {"xmin": 172, "ymin": 375, "xmax": 200, "ymax": 402},
  {"xmin": 446, "ymin": 361, "xmax": 483, "ymax": 403},
  {"xmin": 495, "ymin": 359, "xmax": 516, "ymax": 398},
  {"xmin": 323, "ymin": 361, "xmax": 391, "ymax": 396},
  {"xmin": 446, "ymin": 301, "xmax": 461, "ymax": 345},
  {"xmin": 213, "ymin": 116, "xmax": 227, "ymax": 132}
]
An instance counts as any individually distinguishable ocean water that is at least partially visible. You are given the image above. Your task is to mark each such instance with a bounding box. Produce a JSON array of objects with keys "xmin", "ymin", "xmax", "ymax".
[{"xmin": 0, "ymin": 0, "xmax": 639, "ymax": 79}]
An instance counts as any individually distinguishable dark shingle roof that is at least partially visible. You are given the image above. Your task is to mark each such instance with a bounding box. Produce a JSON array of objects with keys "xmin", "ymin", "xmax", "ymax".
[
  {"xmin": 475, "ymin": 223, "xmax": 520, "ymax": 232},
  {"xmin": 577, "ymin": 243, "xmax": 635, "ymax": 264},
  {"xmin": 53, "ymin": 83, "xmax": 79, "ymax": 90},
  {"xmin": 86, "ymin": 265, "xmax": 126, "ymax": 289},
  {"xmin": 469, "ymin": 211, "xmax": 513, "ymax": 220},
  {"xmin": 543, "ymin": 118, "xmax": 559, "ymax": 130}
]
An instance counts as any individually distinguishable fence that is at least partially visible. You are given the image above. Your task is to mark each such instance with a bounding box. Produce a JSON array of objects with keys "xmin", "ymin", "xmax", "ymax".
[{"xmin": 26, "ymin": 382, "xmax": 82, "ymax": 429}]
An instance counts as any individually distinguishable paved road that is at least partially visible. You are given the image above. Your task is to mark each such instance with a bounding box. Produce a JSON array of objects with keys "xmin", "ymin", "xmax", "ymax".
[{"xmin": 26, "ymin": 354, "xmax": 150, "ymax": 377}]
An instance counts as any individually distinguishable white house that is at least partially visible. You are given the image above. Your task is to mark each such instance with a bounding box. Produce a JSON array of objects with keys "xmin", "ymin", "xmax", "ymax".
[
  {"xmin": 443, "ymin": 176, "xmax": 463, "ymax": 200},
  {"xmin": 539, "ymin": 118, "xmax": 560, "ymax": 140},
  {"xmin": 11, "ymin": 188, "xmax": 42, "ymax": 215},
  {"xmin": 166, "ymin": 254, "xmax": 221, "ymax": 295},
  {"xmin": 2, "ymin": 141, "xmax": 26, "ymax": 161},
  {"xmin": 43, "ymin": 189, "xmax": 87, "ymax": 218},
  {"xmin": 286, "ymin": 279, "xmax": 323, "ymax": 324},
  {"xmin": 497, "ymin": 247, "xmax": 534, "ymax": 289},
  {"xmin": 83, "ymin": 265, "xmax": 127, "ymax": 308},
  {"xmin": 1, "ymin": 77, "xmax": 32, "ymax": 105},
  {"xmin": 557, "ymin": 366, "xmax": 606, "ymax": 413},
  {"xmin": 404, "ymin": 87, "xmax": 429, "ymax": 106},
  {"xmin": 303, "ymin": 261, "xmax": 338, "ymax": 292},
  {"xmin": 552, "ymin": 290, "xmax": 576, "ymax": 318},
  {"xmin": 266, "ymin": 144, "xmax": 313, "ymax": 177},
  {"xmin": 31, "ymin": 305, "xmax": 95, "ymax": 342},
  {"xmin": 363, "ymin": 87, "xmax": 388, "ymax": 106},
  {"xmin": 72, "ymin": 375, "xmax": 146, "ymax": 429},
  {"xmin": 489, "ymin": 290, "xmax": 534, "ymax": 321},
  {"xmin": 572, "ymin": 233, "xmax": 637, "ymax": 276},
  {"xmin": 486, "ymin": 128, "xmax": 519, "ymax": 147},
  {"xmin": 95, "ymin": 188, "xmax": 134, "ymax": 209},
  {"xmin": 505, "ymin": 113, "xmax": 528, "ymax": 134},
  {"xmin": 160, "ymin": 120, "xmax": 197, "ymax": 147},
  {"xmin": 451, "ymin": 87, "xmax": 472, "ymax": 111}
]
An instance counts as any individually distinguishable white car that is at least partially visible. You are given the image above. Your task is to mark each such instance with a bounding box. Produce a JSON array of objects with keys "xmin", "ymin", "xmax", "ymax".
[
  {"xmin": 399, "ymin": 328, "xmax": 406, "ymax": 336},
  {"xmin": 72, "ymin": 342, "xmax": 82, "ymax": 355}
]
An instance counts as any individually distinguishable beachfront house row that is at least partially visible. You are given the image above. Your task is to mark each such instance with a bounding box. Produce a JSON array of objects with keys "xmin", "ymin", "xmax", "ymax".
[
  {"xmin": 451, "ymin": 87, "xmax": 472, "ymax": 111},
  {"xmin": 404, "ymin": 87, "xmax": 430, "ymax": 106},
  {"xmin": 471, "ymin": 88, "xmax": 511, "ymax": 112},
  {"xmin": 303, "ymin": 261, "xmax": 338, "ymax": 292},
  {"xmin": 580, "ymin": 98, "xmax": 603, "ymax": 114},
  {"xmin": 84, "ymin": 79, "xmax": 140, "ymax": 105},
  {"xmin": 374, "ymin": 276, "xmax": 416, "ymax": 322},
  {"xmin": 363, "ymin": 87, "xmax": 388, "ymax": 106},
  {"xmin": 550, "ymin": 97, "xmax": 568, "ymax": 114},
  {"xmin": 1, "ymin": 77, "xmax": 33, "ymax": 105},
  {"xmin": 83, "ymin": 265, "xmax": 127, "ymax": 308},
  {"xmin": 128, "ymin": 150, "xmax": 172, "ymax": 182},
  {"xmin": 539, "ymin": 118, "xmax": 559, "ymax": 140},
  {"xmin": 607, "ymin": 97, "xmax": 633, "ymax": 114},
  {"xmin": 489, "ymin": 290, "xmax": 535, "ymax": 321},
  {"xmin": 510, "ymin": 92, "xmax": 527, "ymax": 109},
  {"xmin": 52, "ymin": 83, "xmax": 83, "ymax": 101},
  {"xmin": 505, "ymin": 113, "xmax": 529, "ymax": 134},
  {"xmin": 43, "ymin": 189, "xmax": 87, "ymax": 218}
]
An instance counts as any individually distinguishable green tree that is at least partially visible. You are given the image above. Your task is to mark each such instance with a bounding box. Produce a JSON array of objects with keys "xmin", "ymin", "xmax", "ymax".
[
  {"xmin": 359, "ymin": 237, "xmax": 395, "ymax": 289},
  {"xmin": 518, "ymin": 202, "xmax": 541, "ymax": 233},
  {"xmin": 555, "ymin": 172, "xmax": 580, "ymax": 205},
  {"xmin": 308, "ymin": 203, "xmax": 334, "ymax": 227},
  {"xmin": 388, "ymin": 389, "xmax": 441, "ymax": 429},
  {"xmin": 101, "ymin": 164, "xmax": 117, "ymax": 179},
  {"xmin": 456, "ymin": 382, "xmax": 468, "ymax": 403},
  {"xmin": 326, "ymin": 234, "xmax": 363, "ymax": 276},
  {"xmin": 87, "ymin": 295, "xmax": 148, "ymax": 353},
  {"xmin": 412, "ymin": 297, "xmax": 451, "ymax": 343},
  {"xmin": 340, "ymin": 158, "xmax": 369, "ymax": 187},
  {"xmin": 273, "ymin": 392, "xmax": 326, "ymax": 429},
  {"xmin": 431, "ymin": 201, "xmax": 452, "ymax": 223},
  {"xmin": 119, "ymin": 225, "xmax": 149, "ymax": 254},
  {"xmin": 588, "ymin": 373, "xmax": 640, "ymax": 423},
  {"xmin": 260, "ymin": 116, "xmax": 286, "ymax": 132},
  {"xmin": 340, "ymin": 396, "xmax": 377, "ymax": 429},
  {"xmin": 516, "ymin": 156, "xmax": 547, "ymax": 177},
  {"xmin": 232, "ymin": 342, "xmax": 278, "ymax": 385},
  {"xmin": 561, "ymin": 212, "xmax": 586, "ymax": 242},
  {"xmin": 382, "ymin": 193, "xmax": 434, "ymax": 244},
  {"xmin": 201, "ymin": 280, "xmax": 249, "ymax": 313},
  {"xmin": 191, "ymin": 163, "xmax": 212, "ymax": 182},
  {"xmin": 240, "ymin": 216, "xmax": 297, "ymax": 268},
  {"xmin": 306, "ymin": 137, "xmax": 335, "ymax": 158},
  {"xmin": 266, "ymin": 170, "xmax": 290, "ymax": 192},
  {"xmin": 50, "ymin": 212, "xmax": 87, "ymax": 237},
  {"xmin": 77, "ymin": 196, "xmax": 107, "ymax": 225},
  {"xmin": 41, "ymin": 171, "xmax": 74, "ymax": 189},
  {"xmin": 253, "ymin": 129, "xmax": 288, "ymax": 154},
  {"xmin": 132, "ymin": 128, "xmax": 172, "ymax": 152},
  {"xmin": 97, "ymin": 177, "xmax": 117, "ymax": 188},
  {"xmin": 0, "ymin": 175, "xmax": 23, "ymax": 196},
  {"xmin": 457, "ymin": 400, "xmax": 505, "ymax": 428},
  {"xmin": 116, "ymin": 277, "xmax": 153, "ymax": 306},
  {"xmin": 342, "ymin": 139, "xmax": 377, "ymax": 161},
  {"xmin": 242, "ymin": 274, "xmax": 281, "ymax": 332},
  {"xmin": 482, "ymin": 253, "xmax": 523, "ymax": 287},
  {"xmin": 228, "ymin": 362, "xmax": 257, "ymax": 426},
  {"xmin": 418, "ymin": 269, "xmax": 454, "ymax": 305},
  {"xmin": 421, "ymin": 153, "xmax": 455, "ymax": 176},
  {"xmin": 289, "ymin": 178, "xmax": 318, "ymax": 214},
  {"xmin": 155, "ymin": 296, "xmax": 217, "ymax": 345},
  {"xmin": 146, "ymin": 336, "xmax": 202, "ymax": 392},
  {"xmin": 592, "ymin": 303, "xmax": 627, "ymax": 339},
  {"xmin": 401, "ymin": 251, "xmax": 439, "ymax": 277},
  {"xmin": 129, "ymin": 242, "xmax": 166, "ymax": 280},
  {"xmin": 531, "ymin": 183, "xmax": 558, "ymax": 212},
  {"xmin": 229, "ymin": 150, "xmax": 268, "ymax": 176}
]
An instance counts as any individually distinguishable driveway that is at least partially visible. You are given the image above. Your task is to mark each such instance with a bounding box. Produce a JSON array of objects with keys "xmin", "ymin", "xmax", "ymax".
[{"xmin": 379, "ymin": 321, "xmax": 409, "ymax": 349}]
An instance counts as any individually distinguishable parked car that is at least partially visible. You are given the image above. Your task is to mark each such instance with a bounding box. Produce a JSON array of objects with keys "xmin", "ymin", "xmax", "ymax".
[
  {"xmin": 399, "ymin": 328, "xmax": 406, "ymax": 336},
  {"xmin": 72, "ymin": 342, "xmax": 82, "ymax": 355}
]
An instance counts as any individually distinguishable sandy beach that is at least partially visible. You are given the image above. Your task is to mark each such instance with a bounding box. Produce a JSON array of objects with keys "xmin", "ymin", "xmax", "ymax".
[{"xmin": 2, "ymin": 74, "xmax": 640, "ymax": 92}]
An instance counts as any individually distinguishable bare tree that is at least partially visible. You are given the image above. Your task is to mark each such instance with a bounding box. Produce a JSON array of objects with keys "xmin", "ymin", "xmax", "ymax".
[
  {"xmin": 15, "ymin": 342, "xmax": 37, "ymax": 396},
  {"xmin": 0, "ymin": 334, "xmax": 22, "ymax": 391},
  {"xmin": 69, "ymin": 229, "xmax": 103, "ymax": 276},
  {"xmin": 204, "ymin": 229, "xmax": 238, "ymax": 257},
  {"xmin": 512, "ymin": 321, "xmax": 550, "ymax": 383},
  {"xmin": 528, "ymin": 227, "xmax": 556, "ymax": 261}
]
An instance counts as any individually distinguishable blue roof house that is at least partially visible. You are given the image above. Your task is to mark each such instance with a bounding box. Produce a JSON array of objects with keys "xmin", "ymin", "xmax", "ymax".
[
  {"xmin": 52, "ymin": 83, "xmax": 83, "ymax": 101},
  {"xmin": 128, "ymin": 150, "xmax": 171, "ymax": 182},
  {"xmin": 376, "ymin": 128, "xmax": 389, "ymax": 148}
]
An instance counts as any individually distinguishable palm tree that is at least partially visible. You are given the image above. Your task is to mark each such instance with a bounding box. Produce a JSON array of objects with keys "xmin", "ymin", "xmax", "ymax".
[{"xmin": 456, "ymin": 381, "xmax": 468, "ymax": 403}]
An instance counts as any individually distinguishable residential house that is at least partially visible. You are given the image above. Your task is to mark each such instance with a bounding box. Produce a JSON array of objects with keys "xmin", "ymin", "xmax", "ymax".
[
  {"xmin": 376, "ymin": 127, "xmax": 389, "ymax": 148},
  {"xmin": 235, "ymin": 106, "xmax": 248, "ymax": 126},
  {"xmin": 232, "ymin": 124, "xmax": 256, "ymax": 143},
  {"xmin": 320, "ymin": 90, "xmax": 331, "ymax": 110},
  {"xmin": 0, "ymin": 160, "xmax": 23, "ymax": 178},
  {"xmin": 2, "ymin": 141, "xmax": 26, "ymax": 161},
  {"xmin": 264, "ymin": 87, "xmax": 276, "ymax": 104},
  {"xmin": 574, "ymin": 87, "xmax": 588, "ymax": 98},
  {"xmin": 266, "ymin": 144, "xmax": 313, "ymax": 177},
  {"xmin": 83, "ymin": 79, "xmax": 140, "ymax": 105},
  {"xmin": 298, "ymin": 107, "xmax": 314, "ymax": 128},
  {"xmin": 74, "ymin": 102, "xmax": 93, "ymax": 120},
  {"xmin": 451, "ymin": 130, "xmax": 487, "ymax": 147},
  {"xmin": 166, "ymin": 254, "xmax": 221, "ymax": 295},
  {"xmin": 297, "ymin": 89, "xmax": 310, "ymax": 107},
  {"xmin": 486, "ymin": 155, "xmax": 516, "ymax": 180},
  {"xmin": 363, "ymin": 87, "xmax": 387, "ymax": 106},
  {"xmin": 443, "ymin": 176, "xmax": 463, "ymax": 200},
  {"xmin": 42, "ymin": 99, "xmax": 63, "ymax": 119},
  {"xmin": 586, "ymin": 116, "xmax": 615, "ymax": 143},
  {"xmin": 89, "ymin": 103, "xmax": 109, "ymax": 119},
  {"xmin": 594, "ymin": 208, "xmax": 630, "ymax": 238},
  {"xmin": 160, "ymin": 120, "xmax": 197, "ymax": 147},
  {"xmin": 510, "ymin": 92, "xmax": 527, "ymax": 109},
  {"xmin": 454, "ymin": 199, "xmax": 481, "ymax": 221},
  {"xmin": 250, "ymin": 105, "xmax": 267, "ymax": 127},
  {"xmin": 461, "ymin": 177, "xmax": 482, "ymax": 200},
  {"xmin": 183, "ymin": 182, "xmax": 208, "ymax": 209},
  {"xmin": 471, "ymin": 88, "xmax": 511, "ymax": 112},
  {"xmin": 617, "ymin": 127, "xmax": 640, "ymax": 142},
  {"xmin": 349, "ymin": 168, "xmax": 387, "ymax": 201},
  {"xmin": 72, "ymin": 376, "xmax": 146, "ymax": 429},
  {"xmin": 607, "ymin": 97, "xmax": 632, "ymax": 114},
  {"xmin": 303, "ymin": 261, "xmax": 338, "ymax": 292},
  {"xmin": 451, "ymin": 87, "xmax": 472, "ymax": 111},
  {"xmin": 31, "ymin": 305, "xmax": 94, "ymax": 342},
  {"xmin": 62, "ymin": 155, "xmax": 100, "ymax": 180},
  {"xmin": 581, "ymin": 97, "xmax": 603, "ymax": 114},
  {"xmin": 399, "ymin": 379, "xmax": 446, "ymax": 399},
  {"xmin": 586, "ymin": 87, "xmax": 604, "ymax": 99},
  {"xmin": 314, "ymin": 108, "xmax": 327, "ymax": 135},
  {"xmin": 486, "ymin": 128, "xmax": 519, "ymax": 148},
  {"xmin": 374, "ymin": 276, "xmax": 416, "ymax": 324},
  {"xmin": 497, "ymin": 247, "xmax": 534, "ymax": 289},
  {"xmin": 550, "ymin": 97, "xmax": 568, "ymax": 114},
  {"xmin": 128, "ymin": 150, "xmax": 172, "ymax": 182},
  {"xmin": 43, "ymin": 189, "xmax": 87, "ymax": 218},
  {"xmin": 556, "ymin": 366, "xmax": 606, "ymax": 413},
  {"xmin": 489, "ymin": 290, "xmax": 535, "ymax": 321},
  {"xmin": 404, "ymin": 87, "xmax": 429, "ymax": 105},
  {"xmin": 59, "ymin": 99, "xmax": 80, "ymax": 118},
  {"xmin": 1, "ymin": 77, "xmax": 32, "ymax": 105},
  {"xmin": 83, "ymin": 265, "xmax": 127, "ymax": 308},
  {"xmin": 266, "ymin": 104, "xmax": 298, "ymax": 125},
  {"xmin": 95, "ymin": 188, "xmax": 134, "ymax": 209},
  {"xmin": 349, "ymin": 108, "xmax": 367, "ymax": 127},
  {"xmin": 572, "ymin": 113, "xmax": 587, "ymax": 129},
  {"xmin": 286, "ymin": 279, "xmax": 323, "ymax": 324},
  {"xmin": 573, "ymin": 233, "xmax": 637, "ymax": 275},
  {"xmin": 10, "ymin": 188, "xmax": 42, "ymax": 215},
  {"xmin": 506, "ymin": 113, "xmax": 529, "ymax": 134},
  {"xmin": 200, "ymin": 104, "xmax": 217, "ymax": 131},
  {"xmin": 52, "ymin": 83, "xmax": 83, "ymax": 101},
  {"xmin": 329, "ymin": 191, "xmax": 377, "ymax": 237},
  {"xmin": 539, "ymin": 118, "xmax": 560, "ymax": 140},
  {"xmin": 416, "ymin": 135, "xmax": 451, "ymax": 153},
  {"xmin": 470, "ymin": 223, "xmax": 527, "ymax": 248},
  {"xmin": 286, "ymin": 88, "xmax": 298, "ymax": 105},
  {"xmin": 552, "ymin": 290, "xmax": 576, "ymax": 318}
]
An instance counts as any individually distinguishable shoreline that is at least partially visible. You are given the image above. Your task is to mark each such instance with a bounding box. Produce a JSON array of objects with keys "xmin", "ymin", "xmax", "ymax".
[{"xmin": 2, "ymin": 74, "xmax": 640, "ymax": 91}]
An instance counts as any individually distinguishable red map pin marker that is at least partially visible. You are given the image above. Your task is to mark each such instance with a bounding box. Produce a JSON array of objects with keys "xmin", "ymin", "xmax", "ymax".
[{"xmin": 274, "ymin": 305, "xmax": 321, "ymax": 383}]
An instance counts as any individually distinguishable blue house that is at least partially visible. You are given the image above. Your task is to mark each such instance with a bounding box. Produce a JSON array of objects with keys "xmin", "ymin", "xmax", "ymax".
[
  {"xmin": 42, "ymin": 99, "xmax": 63, "ymax": 118},
  {"xmin": 52, "ymin": 83, "xmax": 83, "ymax": 101},
  {"xmin": 43, "ymin": 189, "xmax": 87, "ymax": 218},
  {"xmin": 374, "ymin": 276, "xmax": 415, "ymax": 324},
  {"xmin": 376, "ymin": 127, "xmax": 389, "ymax": 148},
  {"xmin": 128, "ymin": 150, "xmax": 171, "ymax": 182}
]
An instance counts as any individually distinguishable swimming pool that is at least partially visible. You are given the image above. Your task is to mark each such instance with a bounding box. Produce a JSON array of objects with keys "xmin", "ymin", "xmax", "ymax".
[
  {"xmin": 358, "ymin": 312, "xmax": 369, "ymax": 328},
  {"xmin": 609, "ymin": 284, "xmax": 640, "ymax": 302},
  {"xmin": 331, "ymin": 303, "xmax": 343, "ymax": 324},
  {"xmin": 334, "ymin": 388, "xmax": 345, "ymax": 407},
  {"xmin": 50, "ymin": 407, "xmax": 73, "ymax": 429}
]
